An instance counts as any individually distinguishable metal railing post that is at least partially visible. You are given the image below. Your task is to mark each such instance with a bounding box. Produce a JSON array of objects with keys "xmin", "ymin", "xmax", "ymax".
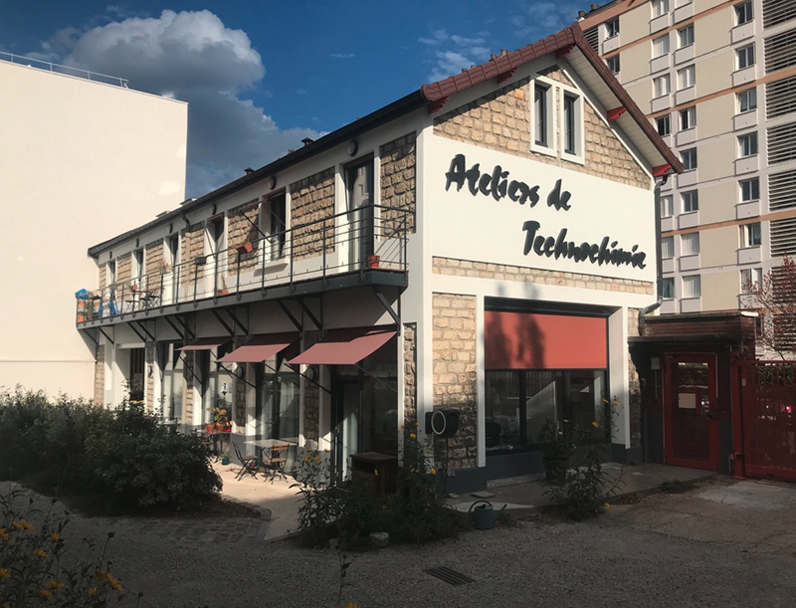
[
  {"xmin": 236, "ymin": 251, "xmax": 242, "ymax": 299},
  {"xmin": 290, "ymin": 230, "xmax": 295, "ymax": 292},
  {"xmin": 193, "ymin": 263, "xmax": 199, "ymax": 304},
  {"xmin": 322, "ymin": 224, "xmax": 327, "ymax": 285}
]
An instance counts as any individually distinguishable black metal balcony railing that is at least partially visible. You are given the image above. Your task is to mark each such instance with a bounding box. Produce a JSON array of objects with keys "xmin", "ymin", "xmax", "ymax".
[{"xmin": 76, "ymin": 205, "xmax": 411, "ymax": 324}]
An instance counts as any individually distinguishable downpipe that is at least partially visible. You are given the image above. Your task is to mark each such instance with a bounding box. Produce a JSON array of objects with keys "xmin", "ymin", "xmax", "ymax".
[{"xmin": 638, "ymin": 173, "xmax": 670, "ymax": 332}]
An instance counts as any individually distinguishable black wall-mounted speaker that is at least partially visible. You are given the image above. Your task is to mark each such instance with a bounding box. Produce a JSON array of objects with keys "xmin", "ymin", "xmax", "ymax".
[{"xmin": 425, "ymin": 408, "xmax": 460, "ymax": 438}]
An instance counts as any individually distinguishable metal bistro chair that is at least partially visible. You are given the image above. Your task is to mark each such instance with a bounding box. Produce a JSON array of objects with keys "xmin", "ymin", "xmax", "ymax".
[
  {"xmin": 262, "ymin": 443, "xmax": 290, "ymax": 482},
  {"xmin": 233, "ymin": 442, "xmax": 260, "ymax": 481}
]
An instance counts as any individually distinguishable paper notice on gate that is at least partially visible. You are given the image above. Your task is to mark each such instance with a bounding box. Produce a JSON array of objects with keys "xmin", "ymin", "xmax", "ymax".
[{"xmin": 678, "ymin": 393, "xmax": 697, "ymax": 409}]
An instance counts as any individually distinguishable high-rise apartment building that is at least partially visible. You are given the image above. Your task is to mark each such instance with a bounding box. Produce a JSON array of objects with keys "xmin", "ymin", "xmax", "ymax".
[{"xmin": 580, "ymin": 0, "xmax": 796, "ymax": 319}]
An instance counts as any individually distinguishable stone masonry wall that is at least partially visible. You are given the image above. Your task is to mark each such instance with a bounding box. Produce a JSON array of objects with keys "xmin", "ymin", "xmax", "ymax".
[
  {"xmin": 144, "ymin": 240, "xmax": 164, "ymax": 294},
  {"xmin": 116, "ymin": 253, "xmax": 132, "ymax": 284},
  {"xmin": 93, "ymin": 345, "xmax": 105, "ymax": 405},
  {"xmin": 433, "ymin": 293, "xmax": 477, "ymax": 470},
  {"xmin": 403, "ymin": 323, "xmax": 417, "ymax": 426},
  {"xmin": 433, "ymin": 257, "xmax": 654, "ymax": 295},
  {"xmin": 180, "ymin": 224, "xmax": 205, "ymax": 288},
  {"xmin": 290, "ymin": 168, "xmax": 335, "ymax": 261},
  {"xmin": 227, "ymin": 203, "xmax": 261, "ymax": 273},
  {"xmin": 628, "ymin": 307, "xmax": 642, "ymax": 450},
  {"xmin": 380, "ymin": 133, "xmax": 416, "ymax": 235},
  {"xmin": 99, "ymin": 264, "xmax": 107, "ymax": 290},
  {"xmin": 433, "ymin": 68, "xmax": 650, "ymax": 190}
]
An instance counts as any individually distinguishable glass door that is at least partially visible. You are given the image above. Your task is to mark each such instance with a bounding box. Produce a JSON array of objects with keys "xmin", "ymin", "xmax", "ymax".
[{"xmin": 345, "ymin": 160, "xmax": 374, "ymax": 269}]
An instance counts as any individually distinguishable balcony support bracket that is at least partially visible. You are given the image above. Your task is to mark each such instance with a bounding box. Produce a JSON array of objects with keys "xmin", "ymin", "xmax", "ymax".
[
  {"xmin": 277, "ymin": 300, "xmax": 302, "ymax": 332},
  {"xmin": 134, "ymin": 320, "xmax": 156, "ymax": 342},
  {"xmin": 164, "ymin": 316, "xmax": 185, "ymax": 341},
  {"xmin": 211, "ymin": 309, "xmax": 235, "ymax": 337},
  {"xmin": 295, "ymin": 297, "xmax": 322, "ymax": 332},
  {"xmin": 127, "ymin": 322, "xmax": 147, "ymax": 344},
  {"xmin": 226, "ymin": 308, "xmax": 249, "ymax": 336},
  {"xmin": 98, "ymin": 326, "xmax": 115, "ymax": 346},
  {"xmin": 371, "ymin": 286, "xmax": 401, "ymax": 335}
]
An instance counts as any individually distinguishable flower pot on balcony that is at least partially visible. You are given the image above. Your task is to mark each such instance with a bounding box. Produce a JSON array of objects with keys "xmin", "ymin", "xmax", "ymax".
[
  {"xmin": 206, "ymin": 423, "xmax": 216, "ymax": 434},
  {"xmin": 368, "ymin": 255, "xmax": 381, "ymax": 269},
  {"xmin": 235, "ymin": 242, "xmax": 253, "ymax": 255}
]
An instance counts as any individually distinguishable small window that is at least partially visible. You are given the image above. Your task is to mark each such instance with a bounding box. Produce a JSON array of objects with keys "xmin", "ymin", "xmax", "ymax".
[
  {"xmin": 653, "ymin": 35, "xmax": 670, "ymax": 58},
  {"xmin": 680, "ymin": 106, "xmax": 696, "ymax": 130},
  {"xmin": 652, "ymin": 0, "xmax": 670, "ymax": 18},
  {"xmin": 735, "ymin": 1, "xmax": 753, "ymax": 25},
  {"xmin": 108, "ymin": 259, "xmax": 117, "ymax": 285},
  {"xmin": 166, "ymin": 234, "xmax": 179, "ymax": 268},
  {"xmin": 653, "ymin": 74, "xmax": 671, "ymax": 97},
  {"xmin": 741, "ymin": 267, "xmax": 762, "ymax": 292},
  {"xmin": 737, "ymin": 88, "xmax": 757, "ymax": 113},
  {"xmin": 660, "ymin": 194, "xmax": 674, "ymax": 217},
  {"xmin": 678, "ymin": 25, "xmax": 694, "ymax": 48},
  {"xmin": 606, "ymin": 18, "xmax": 620, "ymax": 37},
  {"xmin": 683, "ymin": 190, "xmax": 699, "ymax": 213},
  {"xmin": 681, "ymin": 232, "xmax": 700, "ymax": 256},
  {"xmin": 133, "ymin": 248, "xmax": 144, "ymax": 280},
  {"xmin": 740, "ymin": 178, "xmax": 760, "ymax": 202},
  {"xmin": 738, "ymin": 132, "xmax": 758, "ymax": 157},
  {"xmin": 741, "ymin": 222, "xmax": 762, "ymax": 247},
  {"xmin": 662, "ymin": 236, "xmax": 674, "ymax": 259},
  {"xmin": 607, "ymin": 55, "xmax": 620, "ymax": 74},
  {"xmin": 736, "ymin": 44, "xmax": 755, "ymax": 70},
  {"xmin": 260, "ymin": 193, "xmax": 288, "ymax": 261},
  {"xmin": 677, "ymin": 65, "xmax": 695, "ymax": 90},
  {"xmin": 534, "ymin": 83, "xmax": 551, "ymax": 148},
  {"xmin": 681, "ymin": 148, "xmax": 697, "ymax": 171},
  {"xmin": 682, "ymin": 275, "xmax": 701, "ymax": 298},
  {"xmin": 563, "ymin": 94, "xmax": 577, "ymax": 155},
  {"xmin": 662, "ymin": 277, "xmax": 675, "ymax": 299},
  {"xmin": 656, "ymin": 115, "xmax": 671, "ymax": 136}
]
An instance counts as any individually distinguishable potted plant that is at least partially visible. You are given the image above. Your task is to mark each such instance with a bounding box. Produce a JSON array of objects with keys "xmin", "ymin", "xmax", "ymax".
[
  {"xmin": 235, "ymin": 242, "xmax": 253, "ymax": 255},
  {"xmin": 537, "ymin": 419, "xmax": 575, "ymax": 486},
  {"xmin": 206, "ymin": 405, "xmax": 230, "ymax": 432},
  {"xmin": 220, "ymin": 450, "xmax": 230, "ymax": 466}
]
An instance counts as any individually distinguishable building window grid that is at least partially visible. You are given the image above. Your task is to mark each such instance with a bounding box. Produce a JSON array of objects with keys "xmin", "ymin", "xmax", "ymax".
[
  {"xmin": 662, "ymin": 277, "xmax": 675, "ymax": 299},
  {"xmin": 740, "ymin": 177, "xmax": 760, "ymax": 202},
  {"xmin": 681, "ymin": 148, "xmax": 697, "ymax": 171},
  {"xmin": 662, "ymin": 236, "xmax": 674, "ymax": 259},
  {"xmin": 742, "ymin": 222, "xmax": 762, "ymax": 247},
  {"xmin": 653, "ymin": 0, "xmax": 670, "ymax": 18},
  {"xmin": 741, "ymin": 267, "xmax": 763, "ymax": 292},
  {"xmin": 677, "ymin": 65, "xmax": 696, "ymax": 90},
  {"xmin": 736, "ymin": 44, "xmax": 755, "ymax": 70},
  {"xmin": 682, "ymin": 275, "xmax": 702, "ymax": 298},
  {"xmin": 607, "ymin": 54, "xmax": 620, "ymax": 74},
  {"xmin": 737, "ymin": 88, "xmax": 757, "ymax": 113},
  {"xmin": 660, "ymin": 194, "xmax": 674, "ymax": 217},
  {"xmin": 739, "ymin": 132, "xmax": 758, "ymax": 157},
  {"xmin": 534, "ymin": 83, "xmax": 550, "ymax": 148},
  {"xmin": 606, "ymin": 18, "xmax": 620, "ymax": 38},
  {"xmin": 681, "ymin": 232, "xmax": 700, "ymax": 256},
  {"xmin": 654, "ymin": 74, "xmax": 671, "ymax": 97},
  {"xmin": 657, "ymin": 115, "xmax": 671, "ymax": 136},
  {"xmin": 680, "ymin": 106, "xmax": 696, "ymax": 130},
  {"xmin": 683, "ymin": 190, "xmax": 699, "ymax": 213},
  {"xmin": 678, "ymin": 25, "xmax": 694, "ymax": 48},
  {"xmin": 735, "ymin": 1, "xmax": 753, "ymax": 25},
  {"xmin": 653, "ymin": 34, "xmax": 670, "ymax": 58}
]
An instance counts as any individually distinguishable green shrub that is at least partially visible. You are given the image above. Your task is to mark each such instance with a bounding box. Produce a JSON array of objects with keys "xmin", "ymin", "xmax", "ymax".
[{"xmin": 0, "ymin": 388, "xmax": 221, "ymax": 513}]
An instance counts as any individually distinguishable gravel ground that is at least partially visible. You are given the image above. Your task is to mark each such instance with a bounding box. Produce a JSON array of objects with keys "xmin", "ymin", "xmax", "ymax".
[{"xmin": 6, "ymin": 478, "xmax": 796, "ymax": 608}]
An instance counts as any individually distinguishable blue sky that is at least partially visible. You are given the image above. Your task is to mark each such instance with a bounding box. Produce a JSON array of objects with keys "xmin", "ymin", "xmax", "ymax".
[{"xmin": 0, "ymin": 1, "xmax": 582, "ymax": 197}]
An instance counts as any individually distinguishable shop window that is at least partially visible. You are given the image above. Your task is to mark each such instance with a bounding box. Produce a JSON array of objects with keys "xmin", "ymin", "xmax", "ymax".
[
  {"xmin": 737, "ymin": 88, "xmax": 757, "ymax": 113},
  {"xmin": 681, "ymin": 148, "xmax": 697, "ymax": 171},
  {"xmin": 653, "ymin": 35, "xmax": 670, "ymax": 58},
  {"xmin": 678, "ymin": 25, "xmax": 694, "ymax": 48},
  {"xmin": 652, "ymin": 0, "xmax": 670, "ymax": 18},
  {"xmin": 735, "ymin": 0, "xmax": 753, "ymax": 25},
  {"xmin": 662, "ymin": 236, "xmax": 674, "ymax": 259},
  {"xmin": 680, "ymin": 106, "xmax": 696, "ymax": 130},
  {"xmin": 736, "ymin": 44, "xmax": 755, "ymax": 70},
  {"xmin": 740, "ymin": 177, "xmax": 760, "ymax": 202},
  {"xmin": 741, "ymin": 222, "xmax": 762, "ymax": 247},
  {"xmin": 653, "ymin": 74, "xmax": 670, "ymax": 98},
  {"xmin": 605, "ymin": 18, "xmax": 620, "ymax": 38},
  {"xmin": 660, "ymin": 194, "xmax": 674, "ymax": 217},
  {"xmin": 485, "ymin": 370, "xmax": 608, "ymax": 452},
  {"xmin": 677, "ymin": 65, "xmax": 695, "ymax": 90},
  {"xmin": 682, "ymin": 190, "xmax": 699, "ymax": 213},
  {"xmin": 607, "ymin": 54, "xmax": 620, "ymax": 74},
  {"xmin": 257, "ymin": 356, "xmax": 300, "ymax": 442},
  {"xmin": 681, "ymin": 232, "xmax": 700, "ymax": 255},
  {"xmin": 739, "ymin": 132, "xmax": 758, "ymax": 157},
  {"xmin": 657, "ymin": 115, "xmax": 671, "ymax": 136},
  {"xmin": 682, "ymin": 275, "xmax": 701, "ymax": 298},
  {"xmin": 259, "ymin": 192, "xmax": 287, "ymax": 261},
  {"xmin": 662, "ymin": 277, "xmax": 675, "ymax": 299},
  {"xmin": 159, "ymin": 343, "xmax": 183, "ymax": 422}
]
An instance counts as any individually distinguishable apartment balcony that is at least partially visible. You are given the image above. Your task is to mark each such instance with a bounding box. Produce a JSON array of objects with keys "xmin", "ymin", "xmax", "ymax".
[{"xmin": 76, "ymin": 204, "xmax": 411, "ymax": 328}]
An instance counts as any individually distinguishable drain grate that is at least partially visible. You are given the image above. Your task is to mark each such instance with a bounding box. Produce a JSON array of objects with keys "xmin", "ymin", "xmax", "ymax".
[{"xmin": 425, "ymin": 566, "xmax": 475, "ymax": 586}]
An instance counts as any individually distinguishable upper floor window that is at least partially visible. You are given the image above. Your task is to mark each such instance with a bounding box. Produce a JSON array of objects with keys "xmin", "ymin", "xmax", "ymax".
[
  {"xmin": 563, "ymin": 94, "xmax": 578, "ymax": 155},
  {"xmin": 133, "ymin": 248, "xmax": 144, "ymax": 281},
  {"xmin": 259, "ymin": 192, "xmax": 288, "ymax": 261},
  {"xmin": 207, "ymin": 217, "xmax": 224, "ymax": 254},
  {"xmin": 682, "ymin": 275, "xmax": 701, "ymax": 298},
  {"xmin": 680, "ymin": 106, "xmax": 696, "ymax": 130},
  {"xmin": 662, "ymin": 277, "xmax": 675, "ymax": 299},
  {"xmin": 678, "ymin": 25, "xmax": 694, "ymax": 48},
  {"xmin": 108, "ymin": 259, "xmax": 116, "ymax": 285},
  {"xmin": 653, "ymin": 34, "xmax": 670, "ymax": 58},
  {"xmin": 681, "ymin": 232, "xmax": 700, "ymax": 255},
  {"xmin": 741, "ymin": 222, "xmax": 762, "ymax": 247},
  {"xmin": 682, "ymin": 190, "xmax": 699, "ymax": 213},
  {"xmin": 654, "ymin": 74, "xmax": 671, "ymax": 97},
  {"xmin": 681, "ymin": 148, "xmax": 698, "ymax": 171},
  {"xmin": 741, "ymin": 267, "xmax": 763, "ymax": 291},
  {"xmin": 737, "ymin": 88, "xmax": 757, "ymax": 113},
  {"xmin": 657, "ymin": 114, "xmax": 671, "ymax": 136},
  {"xmin": 736, "ymin": 44, "xmax": 755, "ymax": 70},
  {"xmin": 677, "ymin": 65, "xmax": 696, "ymax": 89},
  {"xmin": 660, "ymin": 194, "xmax": 674, "ymax": 217},
  {"xmin": 534, "ymin": 82, "xmax": 551, "ymax": 148},
  {"xmin": 662, "ymin": 236, "xmax": 674, "ymax": 259},
  {"xmin": 607, "ymin": 55, "xmax": 620, "ymax": 74},
  {"xmin": 166, "ymin": 234, "xmax": 180, "ymax": 269},
  {"xmin": 735, "ymin": 1, "xmax": 753, "ymax": 25},
  {"xmin": 606, "ymin": 18, "xmax": 620, "ymax": 38},
  {"xmin": 652, "ymin": 0, "xmax": 670, "ymax": 18},
  {"xmin": 740, "ymin": 177, "xmax": 760, "ymax": 202},
  {"xmin": 738, "ymin": 132, "xmax": 758, "ymax": 157}
]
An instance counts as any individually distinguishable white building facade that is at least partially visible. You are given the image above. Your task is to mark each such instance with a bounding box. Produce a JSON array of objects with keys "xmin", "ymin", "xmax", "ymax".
[{"xmin": 78, "ymin": 26, "xmax": 680, "ymax": 491}]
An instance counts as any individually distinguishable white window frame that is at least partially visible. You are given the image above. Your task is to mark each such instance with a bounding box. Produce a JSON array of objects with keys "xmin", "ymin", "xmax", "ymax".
[
  {"xmin": 680, "ymin": 106, "xmax": 696, "ymax": 130},
  {"xmin": 607, "ymin": 55, "xmax": 620, "ymax": 74},
  {"xmin": 605, "ymin": 18, "xmax": 620, "ymax": 38},
  {"xmin": 660, "ymin": 194, "xmax": 674, "ymax": 218},
  {"xmin": 653, "ymin": 74, "xmax": 671, "ymax": 98},
  {"xmin": 682, "ymin": 275, "xmax": 701, "ymax": 298},
  {"xmin": 258, "ymin": 192, "xmax": 289, "ymax": 263},
  {"xmin": 681, "ymin": 148, "xmax": 697, "ymax": 171},
  {"xmin": 661, "ymin": 236, "xmax": 674, "ymax": 259},
  {"xmin": 682, "ymin": 190, "xmax": 699, "ymax": 213},
  {"xmin": 661, "ymin": 277, "xmax": 675, "ymax": 299},
  {"xmin": 741, "ymin": 267, "xmax": 762, "ymax": 292},
  {"xmin": 738, "ymin": 132, "xmax": 758, "ymax": 157},
  {"xmin": 681, "ymin": 232, "xmax": 700, "ymax": 256},
  {"xmin": 736, "ymin": 44, "xmax": 755, "ymax": 70},
  {"xmin": 737, "ymin": 88, "xmax": 757, "ymax": 113},
  {"xmin": 735, "ymin": 1, "xmax": 753, "ymax": 25},
  {"xmin": 739, "ymin": 177, "xmax": 760, "ymax": 202},
  {"xmin": 678, "ymin": 25, "xmax": 694, "ymax": 48},
  {"xmin": 677, "ymin": 65, "xmax": 696, "ymax": 90},
  {"xmin": 652, "ymin": 0, "xmax": 670, "ymax": 18},
  {"xmin": 653, "ymin": 35, "xmax": 670, "ymax": 58},
  {"xmin": 741, "ymin": 222, "xmax": 762, "ymax": 247},
  {"xmin": 559, "ymin": 84, "xmax": 585, "ymax": 164},
  {"xmin": 133, "ymin": 248, "xmax": 145, "ymax": 285},
  {"xmin": 656, "ymin": 114, "xmax": 671, "ymax": 136},
  {"xmin": 531, "ymin": 77, "xmax": 557, "ymax": 156}
]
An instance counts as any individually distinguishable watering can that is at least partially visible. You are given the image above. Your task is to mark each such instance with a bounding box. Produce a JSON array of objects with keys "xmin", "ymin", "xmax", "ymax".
[{"xmin": 468, "ymin": 500, "xmax": 507, "ymax": 530}]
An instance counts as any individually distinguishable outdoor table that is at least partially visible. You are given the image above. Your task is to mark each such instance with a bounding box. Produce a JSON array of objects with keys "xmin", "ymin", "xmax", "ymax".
[{"xmin": 245, "ymin": 438, "xmax": 297, "ymax": 463}]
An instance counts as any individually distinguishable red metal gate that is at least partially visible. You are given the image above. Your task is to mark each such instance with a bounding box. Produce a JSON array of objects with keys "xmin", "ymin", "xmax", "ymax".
[{"xmin": 741, "ymin": 360, "xmax": 796, "ymax": 481}]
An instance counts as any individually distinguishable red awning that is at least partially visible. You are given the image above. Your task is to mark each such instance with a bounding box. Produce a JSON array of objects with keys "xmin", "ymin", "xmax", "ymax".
[
  {"xmin": 217, "ymin": 333, "xmax": 299, "ymax": 363},
  {"xmin": 179, "ymin": 337, "xmax": 229, "ymax": 351},
  {"xmin": 288, "ymin": 327, "xmax": 396, "ymax": 366}
]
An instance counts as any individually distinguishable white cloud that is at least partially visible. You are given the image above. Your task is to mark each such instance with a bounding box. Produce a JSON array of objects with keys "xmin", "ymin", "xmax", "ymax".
[
  {"xmin": 511, "ymin": 2, "xmax": 581, "ymax": 39},
  {"xmin": 330, "ymin": 52, "xmax": 355, "ymax": 59},
  {"xmin": 420, "ymin": 28, "xmax": 491, "ymax": 81},
  {"xmin": 32, "ymin": 9, "xmax": 321, "ymax": 197},
  {"xmin": 295, "ymin": 88, "xmax": 308, "ymax": 95}
]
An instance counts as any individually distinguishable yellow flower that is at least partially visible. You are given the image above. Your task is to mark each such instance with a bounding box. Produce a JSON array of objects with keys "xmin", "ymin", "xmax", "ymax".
[
  {"xmin": 0, "ymin": 528, "xmax": 9, "ymax": 541},
  {"xmin": 613, "ymin": 400, "xmax": 620, "ymax": 406},
  {"xmin": 592, "ymin": 421, "xmax": 599, "ymax": 428},
  {"xmin": 414, "ymin": 422, "xmax": 419, "ymax": 427},
  {"xmin": 47, "ymin": 579, "xmax": 64, "ymax": 590},
  {"xmin": 430, "ymin": 468, "xmax": 437, "ymax": 475},
  {"xmin": 400, "ymin": 425, "xmax": 405, "ymax": 429},
  {"xmin": 304, "ymin": 456, "xmax": 311, "ymax": 463},
  {"xmin": 34, "ymin": 549, "xmax": 48, "ymax": 559},
  {"xmin": 50, "ymin": 532, "xmax": 60, "ymax": 543},
  {"xmin": 89, "ymin": 587, "xmax": 99, "ymax": 598},
  {"xmin": 0, "ymin": 568, "xmax": 10, "ymax": 579},
  {"xmin": 314, "ymin": 455, "xmax": 322, "ymax": 463},
  {"xmin": 108, "ymin": 575, "xmax": 123, "ymax": 592},
  {"xmin": 38, "ymin": 589, "xmax": 52, "ymax": 599},
  {"xmin": 604, "ymin": 502, "xmax": 611, "ymax": 509},
  {"xmin": 409, "ymin": 433, "xmax": 416, "ymax": 439},
  {"xmin": 94, "ymin": 568, "xmax": 107, "ymax": 580},
  {"xmin": 12, "ymin": 519, "xmax": 35, "ymax": 531},
  {"xmin": 602, "ymin": 398, "xmax": 610, "ymax": 404},
  {"xmin": 563, "ymin": 419, "xmax": 570, "ymax": 423}
]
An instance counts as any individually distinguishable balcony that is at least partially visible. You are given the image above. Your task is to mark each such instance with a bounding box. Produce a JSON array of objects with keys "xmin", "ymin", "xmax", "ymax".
[{"xmin": 76, "ymin": 204, "xmax": 411, "ymax": 327}]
